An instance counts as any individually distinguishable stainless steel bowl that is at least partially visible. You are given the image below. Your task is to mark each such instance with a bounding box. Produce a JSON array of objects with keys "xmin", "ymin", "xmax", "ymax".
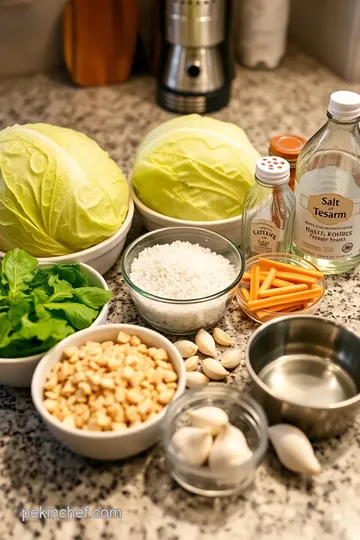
[{"xmin": 245, "ymin": 315, "xmax": 360, "ymax": 439}]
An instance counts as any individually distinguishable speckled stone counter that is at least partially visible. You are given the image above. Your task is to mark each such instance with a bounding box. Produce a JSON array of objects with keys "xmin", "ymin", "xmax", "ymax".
[{"xmin": 1, "ymin": 49, "xmax": 360, "ymax": 540}]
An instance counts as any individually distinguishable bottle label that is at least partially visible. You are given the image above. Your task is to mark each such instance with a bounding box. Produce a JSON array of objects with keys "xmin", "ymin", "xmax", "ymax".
[
  {"xmin": 294, "ymin": 167, "xmax": 360, "ymax": 259},
  {"xmin": 250, "ymin": 219, "xmax": 280, "ymax": 254}
]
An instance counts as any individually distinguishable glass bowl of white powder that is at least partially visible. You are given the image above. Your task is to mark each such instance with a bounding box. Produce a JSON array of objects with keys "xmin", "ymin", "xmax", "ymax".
[{"xmin": 122, "ymin": 227, "xmax": 244, "ymax": 334}]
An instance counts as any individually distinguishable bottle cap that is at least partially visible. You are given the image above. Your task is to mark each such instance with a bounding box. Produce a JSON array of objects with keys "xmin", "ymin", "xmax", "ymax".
[
  {"xmin": 255, "ymin": 156, "xmax": 290, "ymax": 186},
  {"xmin": 269, "ymin": 134, "xmax": 307, "ymax": 164},
  {"xmin": 328, "ymin": 90, "xmax": 360, "ymax": 120}
]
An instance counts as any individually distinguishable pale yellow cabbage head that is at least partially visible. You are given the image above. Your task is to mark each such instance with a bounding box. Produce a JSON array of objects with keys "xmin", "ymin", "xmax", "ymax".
[
  {"xmin": 132, "ymin": 115, "xmax": 259, "ymax": 221},
  {"xmin": 0, "ymin": 123, "xmax": 129, "ymax": 256}
]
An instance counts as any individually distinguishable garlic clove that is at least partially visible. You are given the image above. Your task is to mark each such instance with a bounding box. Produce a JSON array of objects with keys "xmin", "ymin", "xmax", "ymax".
[
  {"xmin": 188, "ymin": 406, "xmax": 229, "ymax": 435},
  {"xmin": 195, "ymin": 329, "xmax": 216, "ymax": 358},
  {"xmin": 268, "ymin": 424, "xmax": 321, "ymax": 475},
  {"xmin": 171, "ymin": 426, "xmax": 213, "ymax": 466},
  {"xmin": 220, "ymin": 349, "xmax": 242, "ymax": 369},
  {"xmin": 184, "ymin": 355, "xmax": 199, "ymax": 372},
  {"xmin": 174, "ymin": 340, "xmax": 198, "ymax": 358},
  {"xmin": 186, "ymin": 371, "xmax": 209, "ymax": 388},
  {"xmin": 209, "ymin": 424, "xmax": 252, "ymax": 473},
  {"xmin": 213, "ymin": 328, "xmax": 232, "ymax": 346},
  {"xmin": 202, "ymin": 358, "xmax": 229, "ymax": 380}
]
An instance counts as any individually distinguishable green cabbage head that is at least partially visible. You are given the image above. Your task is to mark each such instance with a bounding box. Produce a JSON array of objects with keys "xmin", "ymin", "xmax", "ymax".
[
  {"xmin": 0, "ymin": 123, "xmax": 129, "ymax": 256},
  {"xmin": 132, "ymin": 114, "xmax": 260, "ymax": 221}
]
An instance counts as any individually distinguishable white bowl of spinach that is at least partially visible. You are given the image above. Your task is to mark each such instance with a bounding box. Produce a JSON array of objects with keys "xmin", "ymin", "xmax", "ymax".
[{"xmin": 0, "ymin": 249, "xmax": 112, "ymax": 387}]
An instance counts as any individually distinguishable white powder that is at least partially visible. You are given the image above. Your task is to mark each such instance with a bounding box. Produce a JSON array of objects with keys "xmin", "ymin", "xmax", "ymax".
[
  {"xmin": 127, "ymin": 241, "xmax": 238, "ymax": 334},
  {"xmin": 129, "ymin": 241, "xmax": 236, "ymax": 300}
]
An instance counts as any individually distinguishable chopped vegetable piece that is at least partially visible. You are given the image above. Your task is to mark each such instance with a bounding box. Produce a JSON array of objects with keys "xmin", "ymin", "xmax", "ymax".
[
  {"xmin": 255, "ymin": 310, "xmax": 269, "ymax": 319},
  {"xmin": 247, "ymin": 287, "xmax": 323, "ymax": 311},
  {"xmin": 249, "ymin": 265, "xmax": 260, "ymax": 301},
  {"xmin": 270, "ymin": 271, "xmax": 317, "ymax": 285},
  {"xmin": 256, "ymin": 300, "xmax": 309, "ymax": 319},
  {"xmin": 240, "ymin": 288, "xmax": 250, "ymax": 301},
  {"xmin": 258, "ymin": 268, "xmax": 277, "ymax": 293},
  {"xmin": 258, "ymin": 258, "xmax": 324, "ymax": 279},
  {"xmin": 242, "ymin": 272, "xmax": 293, "ymax": 288},
  {"xmin": 258, "ymin": 283, "xmax": 308, "ymax": 298}
]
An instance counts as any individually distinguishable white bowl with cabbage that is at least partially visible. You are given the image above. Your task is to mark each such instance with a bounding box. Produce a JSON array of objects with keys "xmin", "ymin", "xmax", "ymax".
[
  {"xmin": 0, "ymin": 249, "xmax": 111, "ymax": 387},
  {"xmin": 0, "ymin": 124, "xmax": 133, "ymax": 275},
  {"xmin": 131, "ymin": 115, "xmax": 260, "ymax": 245}
]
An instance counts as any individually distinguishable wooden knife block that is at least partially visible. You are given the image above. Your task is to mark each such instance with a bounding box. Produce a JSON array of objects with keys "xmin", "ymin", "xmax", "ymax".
[{"xmin": 64, "ymin": 0, "xmax": 138, "ymax": 86}]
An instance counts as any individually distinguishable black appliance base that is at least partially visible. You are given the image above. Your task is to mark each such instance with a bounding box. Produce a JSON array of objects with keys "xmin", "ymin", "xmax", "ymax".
[{"xmin": 156, "ymin": 85, "xmax": 231, "ymax": 114}]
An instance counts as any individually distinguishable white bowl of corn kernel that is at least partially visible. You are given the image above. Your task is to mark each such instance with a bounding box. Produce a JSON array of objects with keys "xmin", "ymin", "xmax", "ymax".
[{"xmin": 31, "ymin": 324, "xmax": 186, "ymax": 460}]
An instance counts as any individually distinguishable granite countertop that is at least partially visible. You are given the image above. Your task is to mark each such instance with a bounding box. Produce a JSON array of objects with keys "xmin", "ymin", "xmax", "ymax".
[{"xmin": 1, "ymin": 48, "xmax": 360, "ymax": 540}]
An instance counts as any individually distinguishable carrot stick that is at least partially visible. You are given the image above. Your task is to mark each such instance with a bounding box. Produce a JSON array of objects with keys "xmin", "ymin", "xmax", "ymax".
[
  {"xmin": 242, "ymin": 272, "xmax": 293, "ymax": 288},
  {"xmin": 262, "ymin": 273, "xmax": 296, "ymax": 288},
  {"xmin": 258, "ymin": 283, "xmax": 308, "ymax": 298},
  {"xmin": 258, "ymin": 258, "xmax": 324, "ymax": 279},
  {"xmin": 273, "ymin": 271, "xmax": 317, "ymax": 285},
  {"xmin": 271, "ymin": 278, "xmax": 294, "ymax": 288},
  {"xmin": 240, "ymin": 287, "xmax": 250, "ymax": 301},
  {"xmin": 255, "ymin": 310, "xmax": 269, "ymax": 319},
  {"xmin": 266, "ymin": 300, "xmax": 310, "ymax": 312},
  {"xmin": 247, "ymin": 287, "xmax": 323, "ymax": 311},
  {"xmin": 259, "ymin": 268, "xmax": 277, "ymax": 294},
  {"xmin": 249, "ymin": 265, "xmax": 260, "ymax": 301},
  {"xmin": 256, "ymin": 300, "xmax": 311, "ymax": 319}
]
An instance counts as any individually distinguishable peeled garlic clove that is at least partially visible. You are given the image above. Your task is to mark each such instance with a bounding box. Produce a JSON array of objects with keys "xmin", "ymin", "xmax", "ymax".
[
  {"xmin": 202, "ymin": 358, "xmax": 229, "ymax": 380},
  {"xmin": 184, "ymin": 355, "xmax": 199, "ymax": 372},
  {"xmin": 188, "ymin": 406, "xmax": 229, "ymax": 435},
  {"xmin": 213, "ymin": 328, "xmax": 232, "ymax": 346},
  {"xmin": 220, "ymin": 349, "xmax": 242, "ymax": 369},
  {"xmin": 268, "ymin": 424, "xmax": 321, "ymax": 475},
  {"xmin": 171, "ymin": 426, "xmax": 213, "ymax": 466},
  {"xmin": 195, "ymin": 328, "xmax": 216, "ymax": 358},
  {"xmin": 174, "ymin": 340, "xmax": 198, "ymax": 358},
  {"xmin": 186, "ymin": 371, "xmax": 209, "ymax": 388},
  {"xmin": 209, "ymin": 424, "xmax": 252, "ymax": 472}
]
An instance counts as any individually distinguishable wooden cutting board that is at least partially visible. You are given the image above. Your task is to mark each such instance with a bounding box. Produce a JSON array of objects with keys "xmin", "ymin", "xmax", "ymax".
[{"xmin": 64, "ymin": 0, "xmax": 138, "ymax": 86}]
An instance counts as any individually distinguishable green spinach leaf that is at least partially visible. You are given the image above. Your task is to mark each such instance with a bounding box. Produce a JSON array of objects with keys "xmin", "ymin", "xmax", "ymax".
[
  {"xmin": 8, "ymin": 293, "xmax": 31, "ymax": 328},
  {"xmin": 73, "ymin": 287, "xmax": 112, "ymax": 309},
  {"xmin": 0, "ymin": 295, "xmax": 9, "ymax": 307},
  {"xmin": 44, "ymin": 302, "xmax": 98, "ymax": 330},
  {"xmin": 2, "ymin": 249, "xmax": 37, "ymax": 294},
  {"xmin": 30, "ymin": 263, "xmax": 89, "ymax": 289},
  {"xmin": 0, "ymin": 340, "xmax": 54, "ymax": 358},
  {"xmin": 0, "ymin": 313, "xmax": 11, "ymax": 348},
  {"xmin": 47, "ymin": 275, "xmax": 74, "ymax": 302},
  {"xmin": 32, "ymin": 288, "xmax": 50, "ymax": 306},
  {"xmin": 29, "ymin": 267, "xmax": 52, "ymax": 288},
  {"xmin": 15, "ymin": 314, "xmax": 74, "ymax": 342},
  {"xmin": 56, "ymin": 265, "xmax": 89, "ymax": 287}
]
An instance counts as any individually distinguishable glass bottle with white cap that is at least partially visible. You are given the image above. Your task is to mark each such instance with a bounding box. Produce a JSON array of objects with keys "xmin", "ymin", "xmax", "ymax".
[
  {"xmin": 292, "ymin": 90, "xmax": 360, "ymax": 274},
  {"xmin": 241, "ymin": 155, "xmax": 295, "ymax": 259}
]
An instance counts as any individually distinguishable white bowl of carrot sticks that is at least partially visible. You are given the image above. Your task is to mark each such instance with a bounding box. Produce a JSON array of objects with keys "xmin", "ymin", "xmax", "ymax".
[{"xmin": 237, "ymin": 253, "xmax": 325, "ymax": 324}]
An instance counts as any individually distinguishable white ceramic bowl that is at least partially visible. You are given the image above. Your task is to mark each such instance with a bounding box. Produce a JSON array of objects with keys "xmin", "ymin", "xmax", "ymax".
[
  {"xmin": 0, "ymin": 199, "xmax": 134, "ymax": 276},
  {"xmin": 31, "ymin": 324, "xmax": 186, "ymax": 460},
  {"xmin": 131, "ymin": 186, "xmax": 243, "ymax": 245},
  {"xmin": 0, "ymin": 263, "xmax": 109, "ymax": 388}
]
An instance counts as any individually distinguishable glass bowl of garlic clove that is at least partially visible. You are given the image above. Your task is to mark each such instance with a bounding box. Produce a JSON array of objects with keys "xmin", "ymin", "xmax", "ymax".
[{"xmin": 161, "ymin": 384, "xmax": 268, "ymax": 497}]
